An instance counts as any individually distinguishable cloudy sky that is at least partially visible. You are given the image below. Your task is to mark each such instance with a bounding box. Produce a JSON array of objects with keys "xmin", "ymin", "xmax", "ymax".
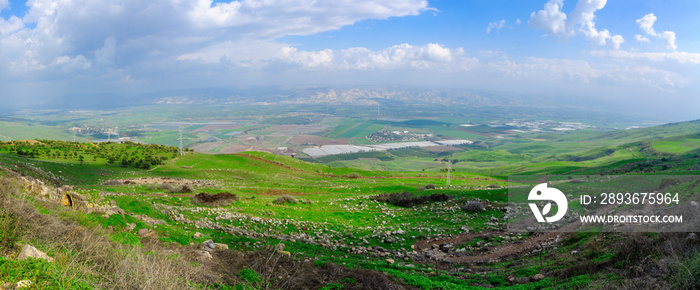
[{"xmin": 1, "ymin": 0, "xmax": 699, "ymax": 117}]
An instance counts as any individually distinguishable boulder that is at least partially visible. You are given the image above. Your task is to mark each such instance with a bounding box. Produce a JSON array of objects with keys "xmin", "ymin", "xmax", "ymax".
[
  {"xmin": 195, "ymin": 250, "xmax": 213, "ymax": 260},
  {"xmin": 17, "ymin": 244, "xmax": 54, "ymax": 262},
  {"xmin": 532, "ymin": 274, "xmax": 545, "ymax": 281},
  {"xmin": 214, "ymin": 243, "xmax": 229, "ymax": 251},
  {"xmin": 201, "ymin": 240, "xmax": 216, "ymax": 252},
  {"xmin": 385, "ymin": 258, "xmax": 395, "ymax": 265}
]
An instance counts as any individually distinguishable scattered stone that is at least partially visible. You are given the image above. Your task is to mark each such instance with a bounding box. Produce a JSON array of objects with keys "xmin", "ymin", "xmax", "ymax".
[
  {"xmin": 193, "ymin": 232, "xmax": 202, "ymax": 239},
  {"xmin": 385, "ymin": 258, "xmax": 395, "ymax": 265},
  {"xmin": 16, "ymin": 280, "xmax": 32, "ymax": 289},
  {"xmin": 686, "ymin": 233, "xmax": 698, "ymax": 242},
  {"xmin": 17, "ymin": 245, "xmax": 54, "ymax": 262},
  {"xmin": 532, "ymin": 274, "xmax": 545, "ymax": 281},
  {"xmin": 137, "ymin": 228, "xmax": 156, "ymax": 238},
  {"xmin": 126, "ymin": 223, "xmax": 136, "ymax": 232},
  {"xmin": 274, "ymin": 243, "xmax": 285, "ymax": 252},
  {"xmin": 201, "ymin": 240, "xmax": 216, "ymax": 252}
]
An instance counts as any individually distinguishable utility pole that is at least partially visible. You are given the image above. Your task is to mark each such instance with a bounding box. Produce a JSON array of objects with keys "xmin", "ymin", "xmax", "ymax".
[
  {"xmin": 178, "ymin": 126, "xmax": 184, "ymax": 156},
  {"xmin": 192, "ymin": 132, "xmax": 196, "ymax": 154}
]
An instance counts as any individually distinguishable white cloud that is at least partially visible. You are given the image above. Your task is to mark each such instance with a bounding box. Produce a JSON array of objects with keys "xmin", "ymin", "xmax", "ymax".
[
  {"xmin": 278, "ymin": 43, "xmax": 475, "ymax": 71},
  {"xmin": 0, "ymin": 0, "xmax": 9, "ymax": 12},
  {"xmin": 0, "ymin": 15, "xmax": 23, "ymax": 35},
  {"xmin": 590, "ymin": 50, "xmax": 700, "ymax": 65},
  {"xmin": 529, "ymin": 0, "xmax": 623, "ymax": 49},
  {"xmin": 635, "ymin": 34, "xmax": 650, "ymax": 43},
  {"xmin": 529, "ymin": 0, "xmax": 569, "ymax": 38},
  {"xmin": 95, "ymin": 36, "xmax": 117, "ymax": 66},
  {"xmin": 188, "ymin": 0, "xmax": 430, "ymax": 38},
  {"xmin": 0, "ymin": 0, "xmax": 431, "ymax": 80},
  {"xmin": 486, "ymin": 20, "xmax": 506, "ymax": 34},
  {"xmin": 610, "ymin": 35, "xmax": 624, "ymax": 50},
  {"xmin": 54, "ymin": 55, "xmax": 92, "ymax": 71},
  {"xmin": 516, "ymin": 19, "xmax": 522, "ymax": 25},
  {"xmin": 281, "ymin": 47, "xmax": 334, "ymax": 68},
  {"xmin": 635, "ymin": 13, "xmax": 677, "ymax": 50}
]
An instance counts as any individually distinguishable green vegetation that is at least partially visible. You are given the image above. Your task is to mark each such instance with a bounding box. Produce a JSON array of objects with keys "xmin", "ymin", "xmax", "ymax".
[{"xmin": 0, "ymin": 108, "xmax": 699, "ymax": 288}]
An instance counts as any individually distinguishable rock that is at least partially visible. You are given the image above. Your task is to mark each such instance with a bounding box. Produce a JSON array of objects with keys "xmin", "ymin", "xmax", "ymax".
[
  {"xmin": 214, "ymin": 243, "xmax": 229, "ymax": 251},
  {"xmin": 201, "ymin": 240, "xmax": 216, "ymax": 252},
  {"xmin": 385, "ymin": 258, "xmax": 395, "ymax": 265},
  {"xmin": 126, "ymin": 223, "xmax": 136, "ymax": 232},
  {"xmin": 193, "ymin": 232, "xmax": 202, "ymax": 239},
  {"xmin": 687, "ymin": 233, "xmax": 698, "ymax": 242},
  {"xmin": 570, "ymin": 250, "xmax": 579, "ymax": 255},
  {"xmin": 275, "ymin": 242, "xmax": 286, "ymax": 252},
  {"xmin": 137, "ymin": 228, "xmax": 156, "ymax": 238},
  {"xmin": 110, "ymin": 200, "xmax": 117, "ymax": 207},
  {"xmin": 195, "ymin": 250, "xmax": 212, "ymax": 260},
  {"xmin": 532, "ymin": 274, "xmax": 545, "ymax": 281},
  {"xmin": 17, "ymin": 245, "xmax": 54, "ymax": 262},
  {"xmin": 16, "ymin": 280, "xmax": 32, "ymax": 289}
]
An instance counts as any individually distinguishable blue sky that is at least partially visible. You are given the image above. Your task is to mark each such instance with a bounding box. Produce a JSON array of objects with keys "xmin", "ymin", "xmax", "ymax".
[{"xmin": 1, "ymin": 0, "xmax": 699, "ymax": 118}]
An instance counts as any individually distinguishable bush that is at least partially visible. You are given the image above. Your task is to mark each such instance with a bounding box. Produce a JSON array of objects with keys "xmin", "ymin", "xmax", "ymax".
[
  {"xmin": 0, "ymin": 211, "xmax": 21, "ymax": 251},
  {"xmin": 159, "ymin": 183, "xmax": 194, "ymax": 193},
  {"xmin": 178, "ymin": 184, "xmax": 194, "ymax": 193},
  {"xmin": 463, "ymin": 200, "xmax": 485, "ymax": 213},
  {"xmin": 274, "ymin": 195, "xmax": 298, "ymax": 204},
  {"xmin": 425, "ymin": 184, "xmax": 436, "ymax": 189},
  {"xmin": 191, "ymin": 192, "xmax": 240, "ymax": 207},
  {"xmin": 103, "ymin": 180, "xmax": 124, "ymax": 186},
  {"xmin": 238, "ymin": 268, "xmax": 262, "ymax": 285},
  {"xmin": 159, "ymin": 183, "xmax": 175, "ymax": 192}
]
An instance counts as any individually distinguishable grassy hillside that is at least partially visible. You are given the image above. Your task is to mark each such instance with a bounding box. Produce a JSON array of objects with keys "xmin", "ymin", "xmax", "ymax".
[{"xmin": 0, "ymin": 131, "xmax": 699, "ymax": 289}]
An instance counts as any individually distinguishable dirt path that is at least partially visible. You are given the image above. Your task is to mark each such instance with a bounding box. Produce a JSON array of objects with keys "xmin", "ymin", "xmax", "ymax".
[{"xmin": 413, "ymin": 224, "xmax": 579, "ymax": 263}]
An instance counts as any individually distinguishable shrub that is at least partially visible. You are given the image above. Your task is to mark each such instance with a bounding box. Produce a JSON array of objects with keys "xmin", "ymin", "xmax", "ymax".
[
  {"xmin": 425, "ymin": 184, "xmax": 436, "ymax": 189},
  {"xmin": 274, "ymin": 195, "xmax": 298, "ymax": 204},
  {"xmin": 159, "ymin": 183, "xmax": 175, "ymax": 192},
  {"xmin": 463, "ymin": 200, "xmax": 485, "ymax": 213},
  {"xmin": 345, "ymin": 172, "xmax": 360, "ymax": 179},
  {"xmin": 178, "ymin": 184, "xmax": 194, "ymax": 193},
  {"xmin": 191, "ymin": 192, "xmax": 240, "ymax": 207},
  {"xmin": 0, "ymin": 211, "xmax": 21, "ymax": 251},
  {"xmin": 238, "ymin": 268, "xmax": 262, "ymax": 285},
  {"xmin": 103, "ymin": 180, "xmax": 124, "ymax": 186}
]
